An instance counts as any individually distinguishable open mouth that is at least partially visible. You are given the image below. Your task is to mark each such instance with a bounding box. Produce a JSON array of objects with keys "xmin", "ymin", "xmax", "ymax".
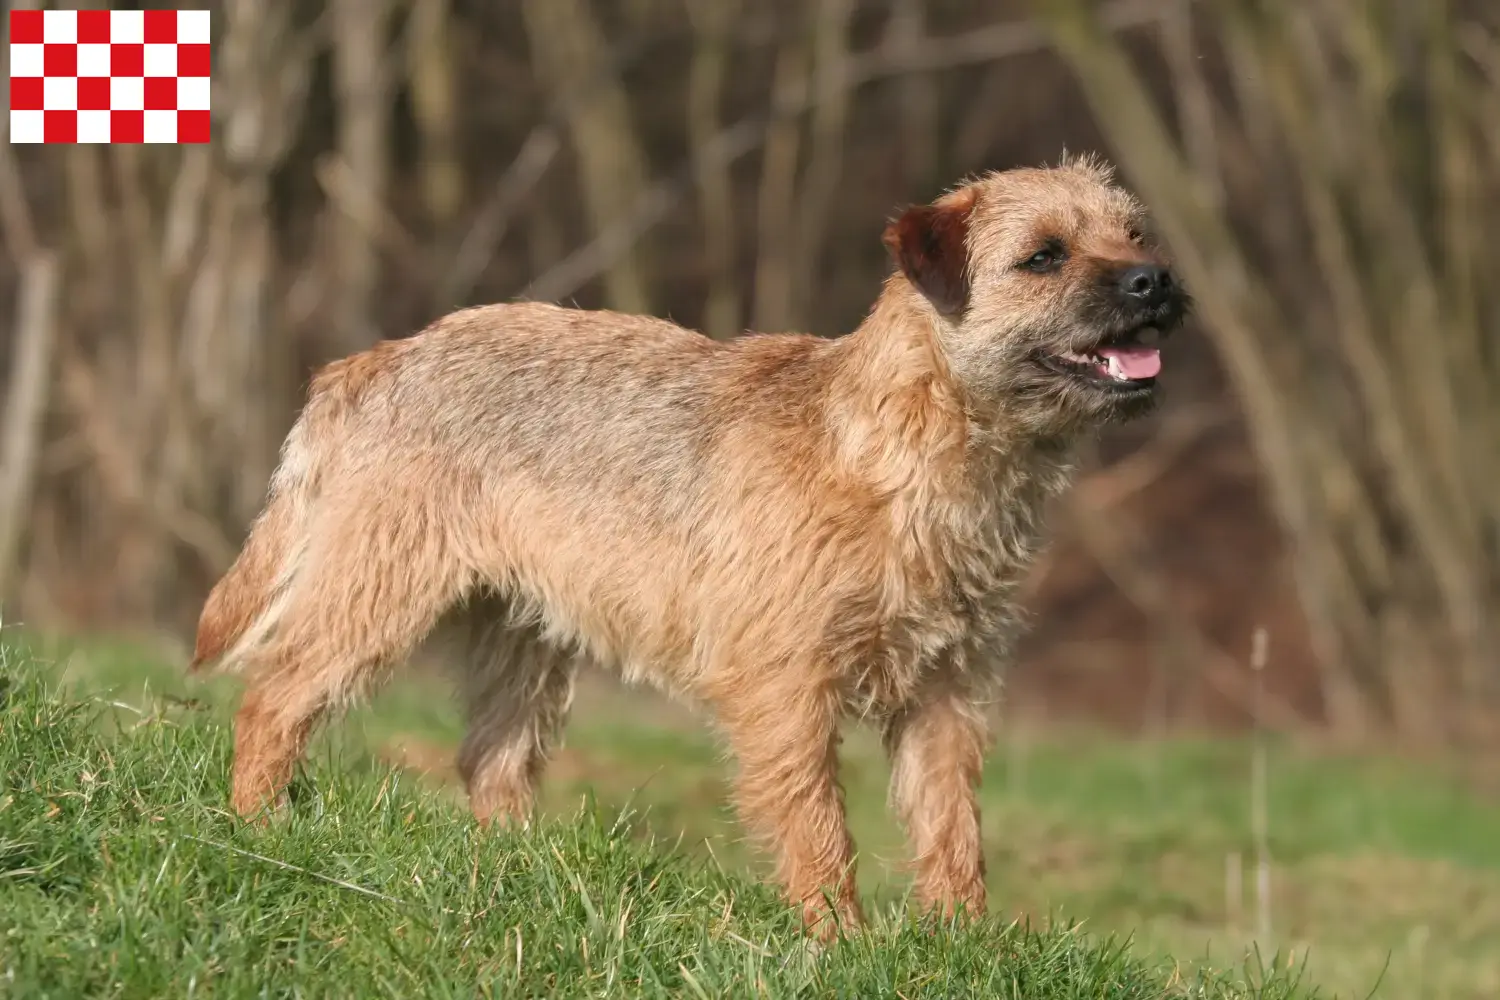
[{"xmin": 1035, "ymin": 325, "xmax": 1165, "ymax": 392}]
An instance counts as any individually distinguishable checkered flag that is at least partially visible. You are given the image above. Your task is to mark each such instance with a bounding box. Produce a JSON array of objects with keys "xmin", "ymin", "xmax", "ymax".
[{"xmin": 9, "ymin": 8, "xmax": 211, "ymax": 144}]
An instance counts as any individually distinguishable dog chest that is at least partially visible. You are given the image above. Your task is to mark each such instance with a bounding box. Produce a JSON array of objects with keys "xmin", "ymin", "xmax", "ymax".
[
  {"xmin": 842, "ymin": 458, "xmax": 1064, "ymax": 711},
  {"xmin": 833, "ymin": 522, "xmax": 1043, "ymax": 714}
]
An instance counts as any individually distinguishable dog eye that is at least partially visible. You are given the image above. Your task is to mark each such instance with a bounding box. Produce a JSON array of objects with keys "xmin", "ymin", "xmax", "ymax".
[
  {"xmin": 1022, "ymin": 245, "xmax": 1064, "ymax": 272},
  {"xmin": 1127, "ymin": 227, "xmax": 1146, "ymax": 245}
]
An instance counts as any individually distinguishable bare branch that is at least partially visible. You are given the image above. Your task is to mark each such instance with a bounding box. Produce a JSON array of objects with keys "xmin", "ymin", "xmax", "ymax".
[
  {"xmin": 686, "ymin": 0, "xmax": 743, "ymax": 339},
  {"xmin": 751, "ymin": 30, "xmax": 809, "ymax": 332},
  {"xmin": 407, "ymin": 0, "xmax": 464, "ymax": 227},
  {"xmin": 329, "ymin": 0, "xmax": 396, "ymax": 351},
  {"xmin": 439, "ymin": 128, "xmax": 564, "ymax": 312},
  {"xmin": 522, "ymin": 0, "xmax": 653, "ymax": 314},
  {"xmin": 789, "ymin": 0, "xmax": 857, "ymax": 327},
  {"xmin": 0, "ymin": 253, "xmax": 60, "ymax": 602},
  {"xmin": 527, "ymin": 0, "xmax": 1167, "ymax": 308}
]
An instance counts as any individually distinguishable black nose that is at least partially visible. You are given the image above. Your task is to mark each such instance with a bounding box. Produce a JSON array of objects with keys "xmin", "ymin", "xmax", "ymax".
[{"xmin": 1117, "ymin": 264, "xmax": 1174, "ymax": 305}]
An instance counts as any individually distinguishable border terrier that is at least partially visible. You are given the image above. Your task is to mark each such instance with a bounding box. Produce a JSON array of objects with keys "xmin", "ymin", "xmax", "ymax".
[{"xmin": 192, "ymin": 155, "xmax": 1187, "ymax": 937}]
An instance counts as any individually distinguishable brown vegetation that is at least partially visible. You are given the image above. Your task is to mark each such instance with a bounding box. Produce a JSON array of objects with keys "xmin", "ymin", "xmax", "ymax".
[{"xmin": 1034, "ymin": 0, "xmax": 1500, "ymax": 744}]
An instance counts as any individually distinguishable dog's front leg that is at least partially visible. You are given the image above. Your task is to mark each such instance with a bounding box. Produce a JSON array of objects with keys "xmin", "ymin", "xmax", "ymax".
[
  {"xmin": 883, "ymin": 687, "xmax": 990, "ymax": 920},
  {"xmin": 716, "ymin": 681, "xmax": 864, "ymax": 939}
]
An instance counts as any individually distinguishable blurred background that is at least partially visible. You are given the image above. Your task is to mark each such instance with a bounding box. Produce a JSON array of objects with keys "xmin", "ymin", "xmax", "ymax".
[
  {"xmin": 2, "ymin": 1, "xmax": 1499, "ymax": 993},
  {"xmin": 3, "ymin": 0, "xmax": 1497, "ymax": 743}
]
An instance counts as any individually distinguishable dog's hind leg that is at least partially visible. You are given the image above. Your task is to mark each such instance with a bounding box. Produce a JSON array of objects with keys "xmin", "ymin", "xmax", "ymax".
[
  {"xmin": 229, "ymin": 482, "xmax": 473, "ymax": 818},
  {"xmin": 454, "ymin": 597, "xmax": 577, "ymax": 827}
]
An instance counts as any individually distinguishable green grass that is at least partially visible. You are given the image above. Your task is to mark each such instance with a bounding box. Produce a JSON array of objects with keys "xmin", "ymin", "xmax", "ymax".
[
  {"xmin": 0, "ymin": 643, "xmax": 1319, "ymax": 999},
  {"xmin": 14, "ymin": 631, "xmax": 1500, "ymax": 998}
]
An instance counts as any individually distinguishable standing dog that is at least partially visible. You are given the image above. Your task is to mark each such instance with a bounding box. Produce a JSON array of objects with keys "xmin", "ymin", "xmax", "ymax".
[{"xmin": 192, "ymin": 155, "xmax": 1187, "ymax": 937}]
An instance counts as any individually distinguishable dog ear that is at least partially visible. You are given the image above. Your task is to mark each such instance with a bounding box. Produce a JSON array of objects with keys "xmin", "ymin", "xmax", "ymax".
[{"xmin": 881, "ymin": 190, "xmax": 975, "ymax": 317}]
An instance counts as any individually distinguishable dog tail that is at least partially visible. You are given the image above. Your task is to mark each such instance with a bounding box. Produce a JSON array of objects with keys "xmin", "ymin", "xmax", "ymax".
[
  {"xmin": 189, "ymin": 438, "xmax": 315, "ymax": 674},
  {"xmin": 190, "ymin": 371, "xmax": 348, "ymax": 674}
]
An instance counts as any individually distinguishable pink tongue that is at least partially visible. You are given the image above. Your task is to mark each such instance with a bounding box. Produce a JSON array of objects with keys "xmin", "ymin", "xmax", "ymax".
[{"xmin": 1096, "ymin": 345, "xmax": 1161, "ymax": 379}]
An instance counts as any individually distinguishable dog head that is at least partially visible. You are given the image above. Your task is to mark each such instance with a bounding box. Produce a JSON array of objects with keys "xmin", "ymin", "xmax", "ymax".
[{"xmin": 882, "ymin": 155, "xmax": 1191, "ymax": 437}]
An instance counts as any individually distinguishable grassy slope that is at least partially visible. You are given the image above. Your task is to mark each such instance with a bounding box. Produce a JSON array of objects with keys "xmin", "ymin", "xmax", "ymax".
[
  {"xmin": 0, "ymin": 649, "xmax": 1317, "ymax": 1000},
  {"xmin": 16, "ymin": 633, "xmax": 1500, "ymax": 998},
  {"xmin": 21, "ymin": 634, "xmax": 1500, "ymax": 1000}
]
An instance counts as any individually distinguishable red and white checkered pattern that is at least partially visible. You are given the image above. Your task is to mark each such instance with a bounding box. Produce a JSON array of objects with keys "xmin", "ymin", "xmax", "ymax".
[{"xmin": 9, "ymin": 9, "xmax": 210, "ymax": 144}]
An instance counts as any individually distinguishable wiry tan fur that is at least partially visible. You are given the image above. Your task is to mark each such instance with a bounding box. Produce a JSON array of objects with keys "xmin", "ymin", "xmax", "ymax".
[{"xmin": 192, "ymin": 155, "xmax": 1184, "ymax": 938}]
